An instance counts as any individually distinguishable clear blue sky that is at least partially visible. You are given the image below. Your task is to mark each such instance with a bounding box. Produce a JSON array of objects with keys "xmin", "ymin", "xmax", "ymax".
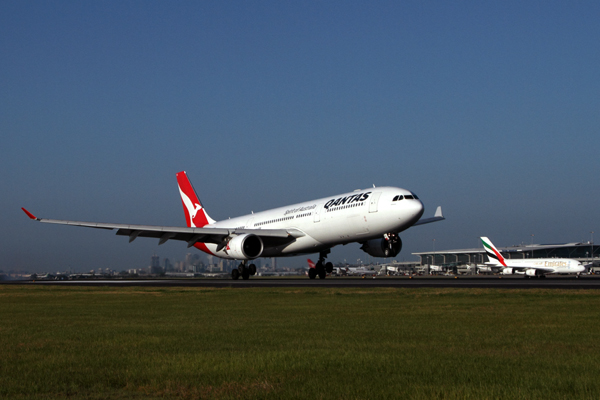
[{"xmin": 2, "ymin": 1, "xmax": 599, "ymax": 273}]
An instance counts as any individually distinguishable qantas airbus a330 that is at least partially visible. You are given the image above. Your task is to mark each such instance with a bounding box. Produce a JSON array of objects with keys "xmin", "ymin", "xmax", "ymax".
[{"xmin": 23, "ymin": 171, "xmax": 444, "ymax": 279}]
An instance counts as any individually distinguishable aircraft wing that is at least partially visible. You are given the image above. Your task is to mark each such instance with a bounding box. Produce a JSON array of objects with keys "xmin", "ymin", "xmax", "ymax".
[
  {"xmin": 21, "ymin": 208, "xmax": 302, "ymax": 248},
  {"xmin": 412, "ymin": 206, "xmax": 445, "ymax": 226}
]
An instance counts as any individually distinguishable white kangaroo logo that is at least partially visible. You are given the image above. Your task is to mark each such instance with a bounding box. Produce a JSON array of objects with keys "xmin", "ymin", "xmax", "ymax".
[{"xmin": 178, "ymin": 185, "xmax": 202, "ymax": 227}]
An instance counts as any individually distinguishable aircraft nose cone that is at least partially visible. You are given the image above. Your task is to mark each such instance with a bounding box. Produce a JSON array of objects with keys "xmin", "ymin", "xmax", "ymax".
[
  {"xmin": 403, "ymin": 199, "xmax": 424, "ymax": 222},
  {"xmin": 414, "ymin": 200, "xmax": 424, "ymax": 219}
]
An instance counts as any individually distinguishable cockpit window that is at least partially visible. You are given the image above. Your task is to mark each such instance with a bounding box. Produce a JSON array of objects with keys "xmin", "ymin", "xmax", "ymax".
[
  {"xmin": 411, "ymin": 192, "xmax": 419, "ymax": 199},
  {"xmin": 393, "ymin": 195, "xmax": 404, "ymax": 201},
  {"xmin": 404, "ymin": 195, "xmax": 414, "ymax": 200}
]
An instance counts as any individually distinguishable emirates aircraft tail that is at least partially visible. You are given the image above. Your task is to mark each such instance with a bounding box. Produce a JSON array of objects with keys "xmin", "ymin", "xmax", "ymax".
[
  {"xmin": 480, "ymin": 237, "xmax": 507, "ymax": 267},
  {"xmin": 176, "ymin": 171, "xmax": 216, "ymax": 228}
]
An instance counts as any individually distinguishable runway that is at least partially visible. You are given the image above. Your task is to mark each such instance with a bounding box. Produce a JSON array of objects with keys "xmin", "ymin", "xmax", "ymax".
[{"xmin": 4, "ymin": 276, "xmax": 600, "ymax": 289}]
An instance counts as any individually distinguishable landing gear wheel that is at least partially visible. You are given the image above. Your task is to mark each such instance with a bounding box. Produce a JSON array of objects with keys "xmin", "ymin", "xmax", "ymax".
[
  {"xmin": 248, "ymin": 264, "xmax": 257, "ymax": 276},
  {"xmin": 317, "ymin": 265, "xmax": 327, "ymax": 279},
  {"xmin": 231, "ymin": 269, "xmax": 240, "ymax": 280},
  {"xmin": 309, "ymin": 249, "xmax": 331, "ymax": 280},
  {"xmin": 242, "ymin": 270, "xmax": 250, "ymax": 280},
  {"xmin": 315, "ymin": 261, "xmax": 326, "ymax": 279},
  {"xmin": 238, "ymin": 264, "xmax": 246, "ymax": 276},
  {"xmin": 325, "ymin": 262, "xmax": 333, "ymax": 274}
]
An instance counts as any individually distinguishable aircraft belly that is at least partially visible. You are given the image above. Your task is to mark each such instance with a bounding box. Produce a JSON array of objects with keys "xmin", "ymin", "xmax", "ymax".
[
  {"xmin": 261, "ymin": 235, "xmax": 325, "ymax": 257},
  {"xmin": 200, "ymin": 235, "xmax": 324, "ymax": 259}
]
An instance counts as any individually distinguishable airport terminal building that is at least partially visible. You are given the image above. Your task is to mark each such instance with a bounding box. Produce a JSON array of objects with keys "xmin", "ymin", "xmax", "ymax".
[{"xmin": 413, "ymin": 241, "xmax": 599, "ymax": 268}]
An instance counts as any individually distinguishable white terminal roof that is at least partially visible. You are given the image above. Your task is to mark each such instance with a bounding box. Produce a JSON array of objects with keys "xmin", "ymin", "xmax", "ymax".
[{"xmin": 413, "ymin": 242, "xmax": 590, "ymax": 256}]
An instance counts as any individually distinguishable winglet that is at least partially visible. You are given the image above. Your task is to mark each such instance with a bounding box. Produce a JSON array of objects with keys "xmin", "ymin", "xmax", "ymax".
[
  {"xmin": 22, "ymin": 208, "xmax": 38, "ymax": 220},
  {"xmin": 412, "ymin": 206, "xmax": 445, "ymax": 226}
]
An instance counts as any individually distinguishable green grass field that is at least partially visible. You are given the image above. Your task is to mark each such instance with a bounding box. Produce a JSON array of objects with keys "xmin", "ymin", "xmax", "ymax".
[{"xmin": 1, "ymin": 285, "xmax": 599, "ymax": 399}]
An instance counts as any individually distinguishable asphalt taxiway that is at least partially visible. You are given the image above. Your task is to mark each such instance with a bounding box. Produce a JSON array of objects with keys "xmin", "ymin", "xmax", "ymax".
[{"xmin": 3, "ymin": 276, "xmax": 600, "ymax": 289}]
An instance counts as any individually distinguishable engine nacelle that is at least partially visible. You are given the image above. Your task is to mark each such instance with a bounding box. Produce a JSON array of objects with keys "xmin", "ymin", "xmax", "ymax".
[
  {"xmin": 360, "ymin": 235, "xmax": 402, "ymax": 258},
  {"xmin": 525, "ymin": 269, "xmax": 537, "ymax": 277},
  {"xmin": 502, "ymin": 268, "xmax": 513, "ymax": 275},
  {"xmin": 226, "ymin": 234, "xmax": 263, "ymax": 260}
]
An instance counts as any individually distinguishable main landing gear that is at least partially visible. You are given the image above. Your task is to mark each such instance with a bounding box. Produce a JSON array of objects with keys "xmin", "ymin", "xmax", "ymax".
[
  {"xmin": 231, "ymin": 261, "xmax": 257, "ymax": 280},
  {"xmin": 308, "ymin": 250, "xmax": 333, "ymax": 279}
]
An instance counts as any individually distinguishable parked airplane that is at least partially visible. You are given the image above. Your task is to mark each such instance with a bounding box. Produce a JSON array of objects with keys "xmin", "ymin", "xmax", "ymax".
[
  {"xmin": 481, "ymin": 237, "xmax": 585, "ymax": 278},
  {"xmin": 22, "ymin": 171, "xmax": 444, "ymax": 280},
  {"xmin": 473, "ymin": 264, "xmax": 501, "ymax": 274},
  {"xmin": 429, "ymin": 265, "xmax": 444, "ymax": 274},
  {"xmin": 307, "ymin": 259, "xmax": 377, "ymax": 277},
  {"xmin": 343, "ymin": 266, "xmax": 379, "ymax": 277},
  {"xmin": 378, "ymin": 264, "xmax": 401, "ymax": 276}
]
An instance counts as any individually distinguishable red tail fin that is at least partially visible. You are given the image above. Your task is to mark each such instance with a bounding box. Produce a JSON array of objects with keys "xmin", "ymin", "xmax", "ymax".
[
  {"xmin": 307, "ymin": 259, "xmax": 316, "ymax": 269},
  {"xmin": 176, "ymin": 171, "xmax": 215, "ymax": 228}
]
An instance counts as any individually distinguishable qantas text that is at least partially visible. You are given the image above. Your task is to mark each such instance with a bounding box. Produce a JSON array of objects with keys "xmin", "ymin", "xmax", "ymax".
[{"xmin": 324, "ymin": 192, "xmax": 371, "ymax": 210}]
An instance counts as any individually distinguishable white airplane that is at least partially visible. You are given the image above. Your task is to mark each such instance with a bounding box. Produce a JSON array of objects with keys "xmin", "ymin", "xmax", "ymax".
[
  {"xmin": 481, "ymin": 237, "xmax": 585, "ymax": 278},
  {"xmin": 378, "ymin": 264, "xmax": 401, "ymax": 276},
  {"xmin": 473, "ymin": 264, "xmax": 497, "ymax": 274},
  {"xmin": 22, "ymin": 171, "xmax": 444, "ymax": 280},
  {"xmin": 429, "ymin": 265, "xmax": 444, "ymax": 274},
  {"xmin": 344, "ymin": 266, "xmax": 379, "ymax": 276},
  {"xmin": 307, "ymin": 259, "xmax": 378, "ymax": 277}
]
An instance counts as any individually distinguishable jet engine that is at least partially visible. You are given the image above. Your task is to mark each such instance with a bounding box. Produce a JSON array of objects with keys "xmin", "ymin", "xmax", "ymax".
[
  {"xmin": 525, "ymin": 269, "xmax": 538, "ymax": 277},
  {"xmin": 226, "ymin": 234, "xmax": 263, "ymax": 260},
  {"xmin": 502, "ymin": 268, "xmax": 513, "ymax": 275},
  {"xmin": 360, "ymin": 234, "xmax": 402, "ymax": 258}
]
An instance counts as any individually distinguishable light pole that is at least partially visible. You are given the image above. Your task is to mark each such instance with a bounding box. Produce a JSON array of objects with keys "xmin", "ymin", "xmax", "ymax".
[
  {"xmin": 586, "ymin": 252, "xmax": 589, "ymax": 265},
  {"xmin": 591, "ymin": 231, "xmax": 595, "ymax": 265},
  {"xmin": 531, "ymin": 234, "xmax": 535, "ymax": 259}
]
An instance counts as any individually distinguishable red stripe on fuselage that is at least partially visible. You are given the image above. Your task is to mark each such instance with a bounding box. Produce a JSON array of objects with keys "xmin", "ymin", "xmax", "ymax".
[{"xmin": 194, "ymin": 242, "xmax": 215, "ymax": 256}]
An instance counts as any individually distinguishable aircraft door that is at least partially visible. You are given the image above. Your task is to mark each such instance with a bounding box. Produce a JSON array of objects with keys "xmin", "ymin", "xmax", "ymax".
[
  {"xmin": 369, "ymin": 192, "xmax": 382, "ymax": 213},
  {"xmin": 314, "ymin": 204, "xmax": 322, "ymax": 222}
]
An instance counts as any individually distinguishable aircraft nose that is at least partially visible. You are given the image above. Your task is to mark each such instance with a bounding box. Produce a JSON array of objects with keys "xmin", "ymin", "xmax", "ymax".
[
  {"xmin": 416, "ymin": 200, "xmax": 424, "ymax": 217},
  {"xmin": 406, "ymin": 199, "xmax": 424, "ymax": 221}
]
